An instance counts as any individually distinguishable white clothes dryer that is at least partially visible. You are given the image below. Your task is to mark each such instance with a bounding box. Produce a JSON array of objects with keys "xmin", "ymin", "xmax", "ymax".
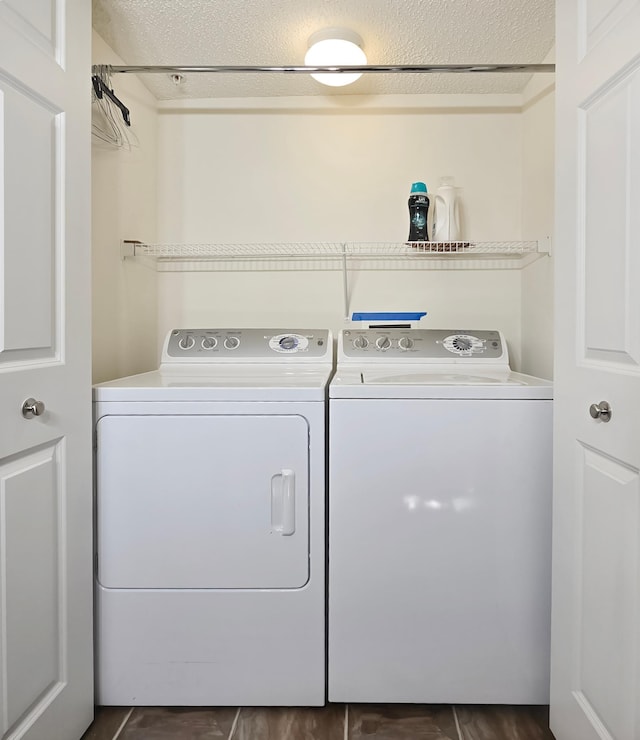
[
  {"xmin": 94, "ymin": 328, "xmax": 332, "ymax": 706},
  {"xmin": 328, "ymin": 328, "xmax": 553, "ymax": 704}
]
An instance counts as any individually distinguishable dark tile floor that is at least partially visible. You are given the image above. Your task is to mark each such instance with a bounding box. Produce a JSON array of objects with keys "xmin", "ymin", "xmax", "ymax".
[{"xmin": 82, "ymin": 704, "xmax": 555, "ymax": 740}]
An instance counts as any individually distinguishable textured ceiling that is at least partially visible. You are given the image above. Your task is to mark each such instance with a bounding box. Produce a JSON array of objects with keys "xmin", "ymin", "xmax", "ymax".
[{"xmin": 92, "ymin": 0, "xmax": 555, "ymax": 100}]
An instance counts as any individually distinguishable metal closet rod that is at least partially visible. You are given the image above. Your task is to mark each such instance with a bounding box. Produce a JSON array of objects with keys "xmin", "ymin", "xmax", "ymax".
[{"xmin": 103, "ymin": 63, "xmax": 555, "ymax": 74}]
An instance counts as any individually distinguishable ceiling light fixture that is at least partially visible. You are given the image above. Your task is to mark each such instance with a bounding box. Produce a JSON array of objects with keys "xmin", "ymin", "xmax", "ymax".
[{"xmin": 304, "ymin": 28, "xmax": 367, "ymax": 87}]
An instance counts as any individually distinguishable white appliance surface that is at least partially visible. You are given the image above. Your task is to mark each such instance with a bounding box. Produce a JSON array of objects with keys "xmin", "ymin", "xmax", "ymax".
[
  {"xmin": 328, "ymin": 328, "xmax": 553, "ymax": 704},
  {"xmin": 331, "ymin": 366, "xmax": 552, "ymax": 398},
  {"xmin": 94, "ymin": 366, "xmax": 331, "ymax": 400},
  {"xmin": 94, "ymin": 328, "xmax": 332, "ymax": 706}
]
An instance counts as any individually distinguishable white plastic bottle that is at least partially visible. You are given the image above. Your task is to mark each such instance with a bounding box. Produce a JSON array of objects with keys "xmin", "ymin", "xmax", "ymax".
[{"xmin": 433, "ymin": 177, "xmax": 460, "ymax": 242}]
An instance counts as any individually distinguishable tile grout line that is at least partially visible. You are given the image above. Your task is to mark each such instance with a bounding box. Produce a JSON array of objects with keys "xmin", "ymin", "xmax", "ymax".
[
  {"xmin": 343, "ymin": 704, "xmax": 349, "ymax": 740},
  {"xmin": 452, "ymin": 705, "xmax": 463, "ymax": 740},
  {"xmin": 227, "ymin": 706, "xmax": 241, "ymax": 740},
  {"xmin": 111, "ymin": 707, "xmax": 134, "ymax": 740}
]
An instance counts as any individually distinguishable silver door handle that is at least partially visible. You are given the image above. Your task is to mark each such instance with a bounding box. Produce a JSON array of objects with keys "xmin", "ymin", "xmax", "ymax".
[
  {"xmin": 589, "ymin": 400, "xmax": 611, "ymax": 422},
  {"xmin": 22, "ymin": 398, "xmax": 45, "ymax": 419}
]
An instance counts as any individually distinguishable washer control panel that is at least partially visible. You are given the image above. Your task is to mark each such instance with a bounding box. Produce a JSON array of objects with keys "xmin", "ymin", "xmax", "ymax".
[
  {"xmin": 341, "ymin": 329, "xmax": 506, "ymax": 361},
  {"xmin": 164, "ymin": 328, "xmax": 331, "ymax": 361}
]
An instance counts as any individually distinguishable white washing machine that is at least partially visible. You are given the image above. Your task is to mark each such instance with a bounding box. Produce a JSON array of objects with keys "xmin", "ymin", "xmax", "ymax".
[
  {"xmin": 328, "ymin": 328, "xmax": 553, "ymax": 704},
  {"xmin": 93, "ymin": 328, "xmax": 332, "ymax": 706}
]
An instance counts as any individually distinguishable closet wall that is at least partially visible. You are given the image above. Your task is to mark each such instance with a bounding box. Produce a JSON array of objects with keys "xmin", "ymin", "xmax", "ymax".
[
  {"xmin": 92, "ymin": 32, "xmax": 554, "ymax": 381},
  {"xmin": 92, "ymin": 32, "xmax": 158, "ymax": 383},
  {"xmin": 521, "ymin": 60, "xmax": 555, "ymax": 380}
]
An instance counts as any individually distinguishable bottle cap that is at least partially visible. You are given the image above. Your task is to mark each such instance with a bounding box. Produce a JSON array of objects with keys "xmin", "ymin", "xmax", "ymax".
[{"xmin": 410, "ymin": 181, "xmax": 427, "ymax": 193}]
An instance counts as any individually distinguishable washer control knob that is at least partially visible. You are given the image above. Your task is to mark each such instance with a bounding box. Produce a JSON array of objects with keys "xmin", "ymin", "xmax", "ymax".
[
  {"xmin": 376, "ymin": 336, "xmax": 391, "ymax": 351},
  {"xmin": 178, "ymin": 335, "xmax": 195, "ymax": 350},
  {"xmin": 398, "ymin": 337, "xmax": 414, "ymax": 351},
  {"xmin": 279, "ymin": 335, "xmax": 298, "ymax": 350},
  {"xmin": 454, "ymin": 336, "xmax": 473, "ymax": 351},
  {"xmin": 353, "ymin": 335, "xmax": 369, "ymax": 349},
  {"xmin": 201, "ymin": 337, "xmax": 217, "ymax": 350},
  {"xmin": 224, "ymin": 336, "xmax": 240, "ymax": 350}
]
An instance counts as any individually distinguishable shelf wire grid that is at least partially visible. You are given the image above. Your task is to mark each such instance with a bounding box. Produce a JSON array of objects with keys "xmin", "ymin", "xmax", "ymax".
[{"xmin": 132, "ymin": 241, "xmax": 540, "ymax": 260}]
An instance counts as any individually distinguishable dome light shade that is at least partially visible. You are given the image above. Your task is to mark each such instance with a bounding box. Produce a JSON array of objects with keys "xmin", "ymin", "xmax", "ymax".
[{"xmin": 304, "ymin": 28, "xmax": 367, "ymax": 87}]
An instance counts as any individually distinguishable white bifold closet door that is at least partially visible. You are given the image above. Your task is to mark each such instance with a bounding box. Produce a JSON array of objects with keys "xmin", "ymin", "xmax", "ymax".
[
  {"xmin": 551, "ymin": 2, "xmax": 640, "ymax": 739},
  {"xmin": 0, "ymin": 1, "xmax": 93, "ymax": 739}
]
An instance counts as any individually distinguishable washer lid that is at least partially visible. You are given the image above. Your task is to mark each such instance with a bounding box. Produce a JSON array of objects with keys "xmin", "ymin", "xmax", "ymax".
[
  {"xmin": 364, "ymin": 371, "xmax": 529, "ymax": 385},
  {"xmin": 330, "ymin": 367, "xmax": 553, "ymax": 399}
]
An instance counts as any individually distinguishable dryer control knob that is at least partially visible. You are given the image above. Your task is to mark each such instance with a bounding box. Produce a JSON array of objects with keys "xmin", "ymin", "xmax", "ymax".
[
  {"xmin": 398, "ymin": 337, "xmax": 414, "ymax": 351},
  {"xmin": 224, "ymin": 336, "xmax": 240, "ymax": 350},
  {"xmin": 376, "ymin": 336, "xmax": 391, "ymax": 350},
  {"xmin": 279, "ymin": 335, "xmax": 298, "ymax": 350},
  {"xmin": 353, "ymin": 336, "xmax": 369, "ymax": 349},
  {"xmin": 201, "ymin": 337, "xmax": 217, "ymax": 350},
  {"xmin": 178, "ymin": 335, "xmax": 195, "ymax": 350}
]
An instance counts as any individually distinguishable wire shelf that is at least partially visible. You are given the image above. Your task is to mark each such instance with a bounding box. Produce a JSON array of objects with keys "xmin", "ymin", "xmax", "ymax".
[{"xmin": 124, "ymin": 240, "xmax": 542, "ymax": 262}]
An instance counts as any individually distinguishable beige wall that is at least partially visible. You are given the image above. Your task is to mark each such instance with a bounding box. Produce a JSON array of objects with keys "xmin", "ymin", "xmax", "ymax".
[
  {"xmin": 521, "ymin": 52, "xmax": 555, "ymax": 380},
  {"xmin": 156, "ymin": 95, "xmax": 525, "ymax": 243},
  {"xmin": 91, "ymin": 31, "xmax": 158, "ymax": 383},
  {"xmin": 155, "ymin": 94, "xmax": 530, "ymax": 369}
]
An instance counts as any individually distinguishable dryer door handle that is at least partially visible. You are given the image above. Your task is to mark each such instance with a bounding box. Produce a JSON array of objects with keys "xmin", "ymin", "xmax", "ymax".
[{"xmin": 271, "ymin": 469, "xmax": 296, "ymax": 536}]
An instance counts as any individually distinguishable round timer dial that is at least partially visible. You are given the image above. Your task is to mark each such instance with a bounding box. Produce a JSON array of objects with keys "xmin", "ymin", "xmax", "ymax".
[
  {"xmin": 442, "ymin": 334, "xmax": 485, "ymax": 355},
  {"xmin": 269, "ymin": 334, "xmax": 309, "ymax": 353}
]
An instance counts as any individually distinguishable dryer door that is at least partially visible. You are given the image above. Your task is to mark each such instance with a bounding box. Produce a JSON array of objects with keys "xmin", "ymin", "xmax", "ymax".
[{"xmin": 96, "ymin": 414, "xmax": 310, "ymax": 589}]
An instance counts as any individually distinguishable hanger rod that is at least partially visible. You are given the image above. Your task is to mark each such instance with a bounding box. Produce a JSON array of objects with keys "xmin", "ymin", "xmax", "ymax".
[{"xmin": 104, "ymin": 63, "xmax": 555, "ymax": 75}]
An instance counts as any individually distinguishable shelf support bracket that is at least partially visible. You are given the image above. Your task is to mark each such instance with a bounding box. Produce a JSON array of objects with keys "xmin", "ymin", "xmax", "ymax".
[
  {"xmin": 121, "ymin": 239, "xmax": 141, "ymax": 260},
  {"xmin": 341, "ymin": 243, "xmax": 350, "ymax": 319}
]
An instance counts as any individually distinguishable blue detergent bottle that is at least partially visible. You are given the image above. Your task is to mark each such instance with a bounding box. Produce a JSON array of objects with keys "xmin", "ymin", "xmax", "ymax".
[{"xmin": 408, "ymin": 181, "xmax": 430, "ymax": 242}]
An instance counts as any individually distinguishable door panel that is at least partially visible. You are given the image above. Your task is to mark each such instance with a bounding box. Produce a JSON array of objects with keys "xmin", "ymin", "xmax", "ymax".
[
  {"xmin": 0, "ymin": 444, "xmax": 63, "ymax": 736},
  {"xmin": 580, "ymin": 0, "xmax": 640, "ymax": 57},
  {"xmin": 97, "ymin": 414, "xmax": 310, "ymax": 589},
  {"xmin": 0, "ymin": 1, "xmax": 57, "ymax": 58},
  {"xmin": 575, "ymin": 447, "xmax": 639, "ymax": 740},
  {"xmin": 0, "ymin": 79, "xmax": 59, "ymax": 361},
  {"xmin": 581, "ymin": 64, "xmax": 640, "ymax": 366}
]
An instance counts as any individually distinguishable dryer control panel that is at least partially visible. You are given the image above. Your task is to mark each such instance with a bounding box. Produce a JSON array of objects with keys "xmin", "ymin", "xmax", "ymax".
[
  {"xmin": 163, "ymin": 328, "xmax": 332, "ymax": 362},
  {"xmin": 340, "ymin": 329, "xmax": 508, "ymax": 364}
]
